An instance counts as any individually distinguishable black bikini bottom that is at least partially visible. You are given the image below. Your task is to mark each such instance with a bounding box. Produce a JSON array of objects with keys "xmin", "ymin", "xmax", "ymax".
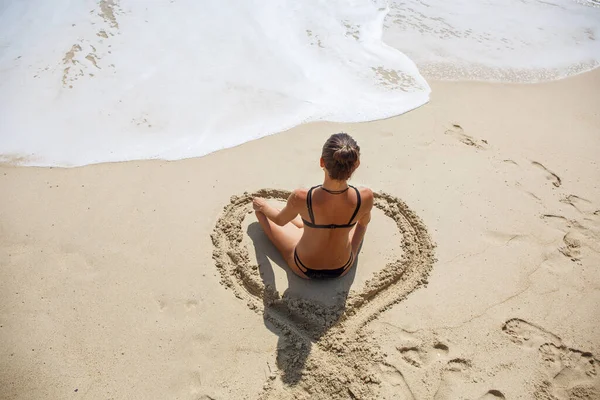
[{"xmin": 293, "ymin": 249, "xmax": 354, "ymax": 279}]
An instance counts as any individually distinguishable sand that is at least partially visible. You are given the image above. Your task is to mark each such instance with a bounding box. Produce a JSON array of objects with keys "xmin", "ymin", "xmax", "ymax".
[{"xmin": 1, "ymin": 70, "xmax": 600, "ymax": 399}]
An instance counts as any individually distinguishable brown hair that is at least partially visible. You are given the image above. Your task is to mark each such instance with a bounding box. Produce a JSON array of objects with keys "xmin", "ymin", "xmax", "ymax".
[{"xmin": 321, "ymin": 133, "xmax": 360, "ymax": 180}]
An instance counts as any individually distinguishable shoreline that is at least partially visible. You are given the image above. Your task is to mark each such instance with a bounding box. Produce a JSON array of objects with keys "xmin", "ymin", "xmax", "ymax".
[{"xmin": 1, "ymin": 67, "xmax": 599, "ymax": 169}]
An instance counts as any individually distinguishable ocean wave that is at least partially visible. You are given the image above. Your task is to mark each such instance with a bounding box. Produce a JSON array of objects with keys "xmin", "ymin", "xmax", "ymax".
[
  {"xmin": 0, "ymin": 0, "xmax": 429, "ymax": 166},
  {"xmin": 0, "ymin": 0, "xmax": 598, "ymax": 166}
]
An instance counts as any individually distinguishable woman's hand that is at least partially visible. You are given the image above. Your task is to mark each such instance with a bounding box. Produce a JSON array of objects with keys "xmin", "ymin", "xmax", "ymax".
[{"xmin": 252, "ymin": 197, "xmax": 267, "ymax": 212}]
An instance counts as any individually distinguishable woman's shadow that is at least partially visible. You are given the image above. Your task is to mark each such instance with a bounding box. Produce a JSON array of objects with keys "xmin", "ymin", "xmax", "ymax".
[{"xmin": 246, "ymin": 222, "xmax": 358, "ymax": 385}]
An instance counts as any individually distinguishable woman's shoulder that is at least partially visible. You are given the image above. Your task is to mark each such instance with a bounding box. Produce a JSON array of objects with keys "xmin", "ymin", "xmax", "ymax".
[
  {"xmin": 353, "ymin": 185, "xmax": 373, "ymax": 198},
  {"xmin": 289, "ymin": 188, "xmax": 309, "ymax": 204},
  {"xmin": 353, "ymin": 185, "xmax": 374, "ymax": 209},
  {"xmin": 291, "ymin": 187, "xmax": 309, "ymax": 198}
]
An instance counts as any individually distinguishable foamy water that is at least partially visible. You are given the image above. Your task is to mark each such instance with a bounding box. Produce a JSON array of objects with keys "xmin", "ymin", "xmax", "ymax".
[
  {"xmin": 0, "ymin": 0, "xmax": 598, "ymax": 166},
  {"xmin": 383, "ymin": 0, "xmax": 600, "ymax": 82},
  {"xmin": 0, "ymin": 0, "xmax": 429, "ymax": 166}
]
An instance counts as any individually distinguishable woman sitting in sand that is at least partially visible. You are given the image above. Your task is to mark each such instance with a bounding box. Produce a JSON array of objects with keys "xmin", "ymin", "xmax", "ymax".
[{"xmin": 253, "ymin": 133, "xmax": 373, "ymax": 279}]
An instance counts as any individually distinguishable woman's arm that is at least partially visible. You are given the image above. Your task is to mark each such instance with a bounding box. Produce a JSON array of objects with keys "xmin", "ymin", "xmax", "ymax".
[
  {"xmin": 351, "ymin": 189, "xmax": 373, "ymax": 251},
  {"xmin": 252, "ymin": 191, "xmax": 301, "ymax": 226}
]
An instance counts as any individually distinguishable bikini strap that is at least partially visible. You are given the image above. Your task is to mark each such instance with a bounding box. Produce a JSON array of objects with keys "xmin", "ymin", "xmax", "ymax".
[
  {"xmin": 294, "ymin": 249, "xmax": 309, "ymax": 273},
  {"xmin": 347, "ymin": 185, "xmax": 361, "ymax": 225},
  {"xmin": 307, "ymin": 185, "xmax": 318, "ymax": 224}
]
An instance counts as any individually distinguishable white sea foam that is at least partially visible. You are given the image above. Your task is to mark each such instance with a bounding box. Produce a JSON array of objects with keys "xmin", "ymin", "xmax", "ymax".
[
  {"xmin": 0, "ymin": 0, "xmax": 429, "ymax": 166},
  {"xmin": 0, "ymin": 0, "xmax": 599, "ymax": 166},
  {"xmin": 383, "ymin": 0, "xmax": 600, "ymax": 81}
]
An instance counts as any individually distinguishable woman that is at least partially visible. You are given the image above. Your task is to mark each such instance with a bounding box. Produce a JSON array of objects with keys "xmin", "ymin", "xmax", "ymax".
[{"xmin": 253, "ymin": 133, "xmax": 373, "ymax": 279}]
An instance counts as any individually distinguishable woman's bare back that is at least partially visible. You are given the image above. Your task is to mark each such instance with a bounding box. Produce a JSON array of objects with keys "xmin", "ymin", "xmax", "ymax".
[{"xmin": 294, "ymin": 185, "xmax": 373, "ymax": 270}]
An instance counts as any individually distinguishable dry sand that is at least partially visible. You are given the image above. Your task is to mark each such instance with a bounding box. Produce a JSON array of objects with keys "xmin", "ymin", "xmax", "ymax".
[{"xmin": 1, "ymin": 70, "xmax": 600, "ymax": 399}]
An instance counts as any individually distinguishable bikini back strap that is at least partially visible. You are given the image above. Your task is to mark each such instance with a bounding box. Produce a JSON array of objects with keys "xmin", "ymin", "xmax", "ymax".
[
  {"xmin": 306, "ymin": 185, "xmax": 318, "ymax": 224},
  {"xmin": 347, "ymin": 185, "xmax": 362, "ymax": 225}
]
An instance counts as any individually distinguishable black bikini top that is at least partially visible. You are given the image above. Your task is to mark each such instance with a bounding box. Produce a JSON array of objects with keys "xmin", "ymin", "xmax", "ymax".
[{"xmin": 301, "ymin": 185, "xmax": 362, "ymax": 229}]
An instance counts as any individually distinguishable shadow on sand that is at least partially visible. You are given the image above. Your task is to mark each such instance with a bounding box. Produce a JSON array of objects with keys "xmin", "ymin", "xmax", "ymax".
[{"xmin": 246, "ymin": 222, "xmax": 358, "ymax": 385}]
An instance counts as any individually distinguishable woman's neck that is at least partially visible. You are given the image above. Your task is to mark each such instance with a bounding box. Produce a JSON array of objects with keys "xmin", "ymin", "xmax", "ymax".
[{"xmin": 322, "ymin": 175, "xmax": 348, "ymax": 191}]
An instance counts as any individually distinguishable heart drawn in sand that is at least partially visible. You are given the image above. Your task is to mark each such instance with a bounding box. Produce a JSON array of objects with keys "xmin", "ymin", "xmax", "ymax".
[{"xmin": 211, "ymin": 189, "xmax": 435, "ymax": 399}]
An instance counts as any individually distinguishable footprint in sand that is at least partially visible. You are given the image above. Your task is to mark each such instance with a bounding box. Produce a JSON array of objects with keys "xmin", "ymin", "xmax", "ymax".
[
  {"xmin": 396, "ymin": 345, "xmax": 424, "ymax": 368},
  {"xmin": 558, "ymin": 231, "xmax": 582, "ymax": 262},
  {"xmin": 376, "ymin": 327, "xmax": 459, "ymax": 398},
  {"xmin": 541, "ymin": 203, "xmax": 600, "ymax": 262},
  {"xmin": 375, "ymin": 324, "xmax": 450, "ymax": 371},
  {"xmin": 434, "ymin": 358, "xmax": 506, "ymax": 400},
  {"xmin": 503, "ymin": 158, "xmax": 565, "ymax": 201},
  {"xmin": 445, "ymin": 124, "xmax": 488, "ymax": 149},
  {"xmin": 502, "ymin": 318, "xmax": 562, "ymax": 348},
  {"xmin": 396, "ymin": 341, "xmax": 450, "ymax": 369},
  {"xmin": 478, "ymin": 389, "xmax": 506, "ymax": 399},
  {"xmin": 377, "ymin": 363, "xmax": 416, "ymax": 400},
  {"xmin": 531, "ymin": 161, "xmax": 562, "ymax": 188},
  {"xmin": 502, "ymin": 318, "xmax": 600, "ymax": 399},
  {"xmin": 426, "ymin": 355, "xmax": 506, "ymax": 400},
  {"xmin": 560, "ymin": 195, "xmax": 599, "ymax": 218},
  {"xmin": 433, "ymin": 358, "xmax": 473, "ymax": 400}
]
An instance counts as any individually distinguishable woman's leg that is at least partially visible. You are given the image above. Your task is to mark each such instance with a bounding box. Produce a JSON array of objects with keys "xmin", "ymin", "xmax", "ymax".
[
  {"xmin": 290, "ymin": 214, "xmax": 304, "ymax": 229},
  {"xmin": 349, "ymin": 224, "xmax": 366, "ymax": 255},
  {"xmin": 255, "ymin": 211, "xmax": 309, "ymax": 279},
  {"xmin": 339, "ymin": 225, "xmax": 364, "ymax": 278}
]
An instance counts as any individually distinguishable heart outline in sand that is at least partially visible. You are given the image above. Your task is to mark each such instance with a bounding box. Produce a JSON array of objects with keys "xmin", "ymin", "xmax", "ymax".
[{"xmin": 211, "ymin": 188, "xmax": 435, "ymax": 398}]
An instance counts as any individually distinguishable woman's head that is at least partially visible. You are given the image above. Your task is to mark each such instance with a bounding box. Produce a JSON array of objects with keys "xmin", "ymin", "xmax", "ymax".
[{"xmin": 321, "ymin": 133, "xmax": 360, "ymax": 181}]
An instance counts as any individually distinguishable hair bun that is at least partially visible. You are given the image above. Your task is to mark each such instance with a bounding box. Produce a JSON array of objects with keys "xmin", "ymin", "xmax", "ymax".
[{"xmin": 333, "ymin": 145, "xmax": 358, "ymax": 164}]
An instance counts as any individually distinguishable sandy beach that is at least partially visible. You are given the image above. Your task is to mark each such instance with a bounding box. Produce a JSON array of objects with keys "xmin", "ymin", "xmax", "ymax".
[{"xmin": 1, "ymin": 69, "xmax": 600, "ymax": 399}]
